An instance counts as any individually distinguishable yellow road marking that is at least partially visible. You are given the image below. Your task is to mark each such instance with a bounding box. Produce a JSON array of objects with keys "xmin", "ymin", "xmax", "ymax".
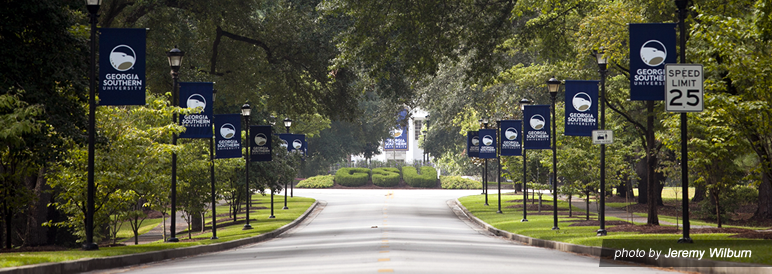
[
  {"xmin": 380, "ymin": 245, "xmax": 389, "ymax": 248},
  {"xmin": 378, "ymin": 269, "xmax": 394, "ymax": 273},
  {"xmin": 378, "ymin": 258, "xmax": 391, "ymax": 262},
  {"xmin": 380, "ymin": 250, "xmax": 389, "ymax": 253}
]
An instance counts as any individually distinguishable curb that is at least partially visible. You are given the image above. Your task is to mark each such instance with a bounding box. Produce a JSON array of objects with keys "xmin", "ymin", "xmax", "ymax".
[
  {"xmin": 450, "ymin": 199, "xmax": 770, "ymax": 274},
  {"xmin": 2, "ymin": 201, "xmax": 320, "ymax": 274}
]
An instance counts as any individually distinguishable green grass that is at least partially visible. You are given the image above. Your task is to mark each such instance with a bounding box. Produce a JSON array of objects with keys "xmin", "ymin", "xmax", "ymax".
[
  {"xmin": 115, "ymin": 217, "xmax": 164, "ymax": 241},
  {"xmin": 0, "ymin": 196, "xmax": 315, "ymax": 268},
  {"xmin": 459, "ymin": 194, "xmax": 772, "ymax": 265}
]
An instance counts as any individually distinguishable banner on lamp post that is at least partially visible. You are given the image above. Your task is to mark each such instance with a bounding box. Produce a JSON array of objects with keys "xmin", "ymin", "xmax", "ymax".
[
  {"xmin": 250, "ymin": 125, "xmax": 272, "ymax": 162},
  {"xmin": 279, "ymin": 134, "xmax": 306, "ymax": 155},
  {"xmin": 564, "ymin": 80, "xmax": 599, "ymax": 136},
  {"xmin": 523, "ymin": 105, "xmax": 551, "ymax": 150},
  {"xmin": 178, "ymin": 82, "xmax": 213, "ymax": 138},
  {"xmin": 99, "ymin": 28, "xmax": 147, "ymax": 105},
  {"xmin": 214, "ymin": 114, "xmax": 241, "ymax": 159},
  {"xmin": 478, "ymin": 129, "xmax": 497, "ymax": 159},
  {"xmin": 629, "ymin": 23, "xmax": 677, "ymax": 101},
  {"xmin": 499, "ymin": 120, "xmax": 522, "ymax": 156},
  {"xmin": 384, "ymin": 109, "xmax": 409, "ymax": 150},
  {"xmin": 466, "ymin": 131, "xmax": 479, "ymax": 158}
]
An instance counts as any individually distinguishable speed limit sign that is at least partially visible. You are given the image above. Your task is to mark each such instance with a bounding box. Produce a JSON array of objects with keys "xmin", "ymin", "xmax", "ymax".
[{"xmin": 665, "ymin": 64, "xmax": 704, "ymax": 112}]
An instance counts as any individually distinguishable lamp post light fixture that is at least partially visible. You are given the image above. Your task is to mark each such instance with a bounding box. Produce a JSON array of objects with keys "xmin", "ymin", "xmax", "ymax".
[
  {"xmin": 166, "ymin": 46, "xmax": 185, "ymax": 242},
  {"xmin": 283, "ymin": 118, "xmax": 292, "ymax": 210},
  {"xmin": 595, "ymin": 48, "xmax": 609, "ymax": 237},
  {"xmin": 241, "ymin": 103, "xmax": 253, "ymax": 229},
  {"xmin": 84, "ymin": 0, "xmax": 102, "ymax": 251},
  {"xmin": 209, "ymin": 89, "xmax": 218, "ymax": 240},
  {"xmin": 519, "ymin": 98, "xmax": 531, "ymax": 222},
  {"xmin": 546, "ymin": 77, "xmax": 561, "ymax": 231}
]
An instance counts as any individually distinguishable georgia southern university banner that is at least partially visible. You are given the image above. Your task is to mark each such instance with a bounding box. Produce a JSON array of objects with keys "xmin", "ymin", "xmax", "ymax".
[
  {"xmin": 478, "ymin": 129, "xmax": 497, "ymax": 159},
  {"xmin": 99, "ymin": 28, "xmax": 146, "ymax": 105},
  {"xmin": 215, "ymin": 114, "xmax": 241, "ymax": 159},
  {"xmin": 384, "ymin": 109, "xmax": 409, "ymax": 150},
  {"xmin": 178, "ymin": 82, "xmax": 213, "ymax": 138},
  {"xmin": 250, "ymin": 125, "xmax": 272, "ymax": 162},
  {"xmin": 466, "ymin": 131, "xmax": 479, "ymax": 158},
  {"xmin": 564, "ymin": 80, "xmax": 599, "ymax": 136},
  {"xmin": 499, "ymin": 120, "xmax": 522, "ymax": 156},
  {"xmin": 523, "ymin": 105, "xmax": 551, "ymax": 150},
  {"xmin": 629, "ymin": 23, "xmax": 677, "ymax": 101},
  {"xmin": 279, "ymin": 134, "xmax": 306, "ymax": 154}
]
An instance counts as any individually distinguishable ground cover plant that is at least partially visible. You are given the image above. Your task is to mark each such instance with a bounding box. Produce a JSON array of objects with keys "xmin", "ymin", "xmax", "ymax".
[
  {"xmin": 296, "ymin": 175, "xmax": 334, "ymax": 188},
  {"xmin": 459, "ymin": 193, "xmax": 772, "ymax": 266},
  {"xmin": 440, "ymin": 176, "xmax": 481, "ymax": 189},
  {"xmin": 0, "ymin": 196, "xmax": 315, "ymax": 268}
]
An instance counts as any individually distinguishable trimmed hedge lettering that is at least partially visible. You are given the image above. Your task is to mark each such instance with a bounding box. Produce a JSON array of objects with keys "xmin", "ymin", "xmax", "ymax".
[
  {"xmin": 372, "ymin": 167, "xmax": 401, "ymax": 187},
  {"xmin": 402, "ymin": 166, "xmax": 437, "ymax": 188},
  {"xmin": 335, "ymin": 167, "xmax": 371, "ymax": 187}
]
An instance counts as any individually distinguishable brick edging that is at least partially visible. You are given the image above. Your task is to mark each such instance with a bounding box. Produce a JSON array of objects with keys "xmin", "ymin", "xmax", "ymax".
[
  {"xmin": 2, "ymin": 201, "xmax": 320, "ymax": 274},
  {"xmin": 450, "ymin": 199, "xmax": 770, "ymax": 274}
]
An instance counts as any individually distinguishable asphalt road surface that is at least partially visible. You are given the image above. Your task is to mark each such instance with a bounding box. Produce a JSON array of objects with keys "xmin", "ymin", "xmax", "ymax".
[{"xmin": 101, "ymin": 189, "xmax": 674, "ymax": 274}]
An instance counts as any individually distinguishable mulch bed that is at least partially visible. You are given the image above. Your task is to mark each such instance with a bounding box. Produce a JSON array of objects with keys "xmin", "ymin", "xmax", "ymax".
[
  {"xmin": 505, "ymin": 203, "xmax": 569, "ymax": 211},
  {"xmin": 568, "ymin": 220, "xmax": 632, "ymax": 227},
  {"xmin": 606, "ymin": 224, "xmax": 757, "ymax": 235}
]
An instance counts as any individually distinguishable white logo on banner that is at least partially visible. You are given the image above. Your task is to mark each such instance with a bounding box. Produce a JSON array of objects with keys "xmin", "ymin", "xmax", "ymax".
[
  {"xmin": 186, "ymin": 94, "xmax": 206, "ymax": 110},
  {"xmin": 471, "ymin": 136, "xmax": 479, "ymax": 146},
  {"xmin": 505, "ymin": 128, "xmax": 518, "ymax": 140},
  {"xmin": 530, "ymin": 115, "xmax": 546, "ymax": 130},
  {"xmin": 482, "ymin": 135, "xmax": 494, "ymax": 146},
  {"xmin": 640, "ymin": 40, "xmax": 667, "ymax": 67},
  {"xmin": 255, "ymin": 133, "xmax": 268, "ymax": 146},
  {"xmin": 572, "ymin": 92, "xmax": 592, "ymax": 112},
  {"xmin": 293, "ymin": 139, "xmax": 303, "ymax": 149},
  {"xmin": 109, "ymin": 45, "xmax": 137, "ymax": 71},
  {"xmin": 220, "ymin": 124, "xmax": 235, "ymax": 139}
]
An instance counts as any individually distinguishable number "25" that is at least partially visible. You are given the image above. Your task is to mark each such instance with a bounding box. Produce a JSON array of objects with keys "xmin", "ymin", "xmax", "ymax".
[{"xmin": 669, "ymin": 89, "xmax": 700, "ymax": 106}]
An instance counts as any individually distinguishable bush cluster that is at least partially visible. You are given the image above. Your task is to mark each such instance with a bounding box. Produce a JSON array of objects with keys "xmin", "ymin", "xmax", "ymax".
[
  {"xmin": 440, "ymin": 176, "xmax": 481, "ymax": 189},
  {"xmin": 403, "ymin": 166, "xmax": 437, "ymax": 188},
  {"xmin": 334, "ymin": 167, "xmax": 371, "ymax": 187},
  {"xmin": 296, "ymin": 175, "xmax": 334, "ymax": 188},
  {"xmin": 372, "ymin": 167, "xmax": 401, "ymax": 187}
]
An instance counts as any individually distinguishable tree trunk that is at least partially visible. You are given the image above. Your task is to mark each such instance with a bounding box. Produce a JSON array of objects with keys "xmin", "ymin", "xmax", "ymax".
[
  {"xmin": 636, "ymin": 159, "xmax": 648, "ymax": 204},
  {"xmin": 568, "ymin": 195, "xmax": 573, "ymax": 218},
  {"xmin": 585, "ymin": 197, "xmax": 590, "ymax": 221},
  {"xmin": 646, "ymin": 101, "xmax": 659, "ymax": 225},
  {"xmin": 755, "ymin": 172, "xmax": 772, "ymax": 219},
  {"xmin": 692, "ymin": 183, "xmax": 707, "ymax": 203},
  {"xmin": 714, "ymin": 190, "xmax": 722, "ymax": 228},
  {"xmin": 25, "ymin": 170, "xmax": 51, "ymax": 246},
  {"xmin": 4, "ymin": 200, "xmax": 11, "ymax": 249}
]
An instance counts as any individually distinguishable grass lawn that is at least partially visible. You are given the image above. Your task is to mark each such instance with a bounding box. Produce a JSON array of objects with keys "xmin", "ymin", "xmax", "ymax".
[
  {"xmin": 0, "ymin": 196, "xmax": 315, "ymax": 268},
  {"xmin": 116, "ymin": 218, "xmax": 164, "ymax": 242},
  {"xmin": 459, "ymin": 193, "xmax": 772, "ymax": 266}
]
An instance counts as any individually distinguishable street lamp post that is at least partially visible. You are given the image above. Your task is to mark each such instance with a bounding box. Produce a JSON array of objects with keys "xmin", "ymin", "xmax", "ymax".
[
  {"xmin": 241, "ymin": 103, "xmax": 253, "ymax": 230},
  {"xmin": 482, "ymin": 117, "xmax": 489, "ymax": 206},
  {"xmin": 166, "ymin": 46, "xmax": 184, "ymax": 242},
  {"xmin": 84, "ymin": 0, "xmax": 101, "ymax": 251},
  {"xmin": 210, "ymin": 89, "xmax": 218, "ymax": 240},
  {"xmin": 496, "ymin": 119, "xmax": 503, "ymax": 214},
  {"xmin": 283, "ymin": 118, "xmax": 292, "ymax": 210},
  {"xmin": 596, "ymin": 48, "xmax": 609, "ymax": 236},
  {"xmin": 676, "ymin": 0, "xmax": 693, "ymax": 244},
  {"xmin": 519, "ymin": 99, "xmax": 531, "ymax": 222},
  {"xmin": 547, "ymin": 77, "xmax": 561, "ymax": 231}
]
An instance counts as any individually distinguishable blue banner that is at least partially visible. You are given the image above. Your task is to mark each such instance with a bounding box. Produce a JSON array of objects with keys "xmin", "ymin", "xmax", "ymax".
[
  {"xmin": 384, "ymin": 109, "xmax": 409, "ymax": 150},
  {"xmin": 250, "ymin": 125, "xmax": 272, "ymax": 162},
  {"xmin": 629, "ymin": 23, "xmax": 677, "ymax": 101},
  {"xmin": 564, "ymin": 80, "xmax": 599, "ymax": 136},
  {"xmin": 478, "ymin": 129, "xmax": 497, "ymax": 159},
  {"xmin": 279, "ymin": 134, "xmax": 306, "ymax": 154},
  {"xmin": 178, "ymin": 82, "xmax": 213, "ymax": 138},
  {"xmin": 99, "ymin": 28, "xmax": 147, "ymax": 105},
  {"xmin": 215, "ymin": 114, "xmax": 241, "ymax": 159},
  {"xmin": 499, "ymin": 120, "xmax": 522, "ymax": 156},
  {"xmin": 466, "ymin": 131, "xmax": 479, "ymax": 158},
  {"xmin": 523, "ymin": 105, "xmax": 551, "ymax": 150}
]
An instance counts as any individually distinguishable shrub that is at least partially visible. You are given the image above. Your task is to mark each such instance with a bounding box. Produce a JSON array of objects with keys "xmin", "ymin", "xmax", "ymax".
[
  {"xmin": 440, "ymin": 176, "xmax": 481, "ymax": 189},
  {"xmin": 372, "ymin": 167, "xmax": 401, "ymax": 187},
  {"xmin": 296, "ymin": 175, "xmax": 334, "ymax": 188},
  {"xmin": 403, "ymin": 166, "xmax": 437, "ymax": 188},
  {"xmin": 335, "ymin": 167, "xmax": 371, "ymax": 187}
]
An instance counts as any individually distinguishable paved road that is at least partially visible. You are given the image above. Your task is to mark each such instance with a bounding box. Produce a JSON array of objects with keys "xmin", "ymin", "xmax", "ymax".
[{"xmin": 100, "ymin": 189, "xmax": 673, "ymax": 274}]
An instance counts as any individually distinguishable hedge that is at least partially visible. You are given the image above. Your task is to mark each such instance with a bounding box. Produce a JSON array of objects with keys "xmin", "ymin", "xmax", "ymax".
[
  {"xmin": 440, "ymin": 176, "xmax": 481, "ymax": 189},
  {"xmin": 403, "ymin": 166, "xmax": 437, "ymax": 188},
  {"xmin": 372, "ymin": 167, "xmax": 401, "ymax": 187},
  {"xmin": 335, "ymin": 167, "xmax": 371, "ymax": 187},
  {"xmin": 296, "ymin": 175, "xmax": 334, "ymax": 188}
]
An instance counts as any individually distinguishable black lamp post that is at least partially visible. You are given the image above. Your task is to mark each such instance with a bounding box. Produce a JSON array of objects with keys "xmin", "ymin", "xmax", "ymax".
[
  {"xmin": 547, "ymin": 77, "xmax": 561, "ymax": 231},
  {"xmin": 283, "ymin": 118, "xmax": 292, "ymax": 210},
  {"xmin": 210, "ymin": 89, "xmax": 218, "ymax": 239},
  {"xmin": 519, "ymin": 98, "xmax": 531, "ymax": 222},
  {"xmin": 496, "ymin": 119, "xmax": 503, "ymax": 214},
  {"xmin": 422, "ymin": 129, "xmax": 428, "ymax": 162},
  {"xmin": 676, "ymin": 0, "xmax": 693, "ymax": 244},
  {"xmin": 482, "ymin": 117, "xmax": 489, "ymax": 206},
  {"xmin": 595, "ymin": 48, "xmax": 609, "ymax": 236},
  {"xmin": 166, "ymin": 46, "xmax": 184, "ymax": 242},
  {"xmin": 479, "ymin": 118, "xmax": 485, "ymax": 196},
  {"xmin": 241, "ymin": 103, "xmax": 253, "ymax": 229},
  {"xmin": 84, "ymin": 0, "xmax": 101, "ymax": 251}
]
